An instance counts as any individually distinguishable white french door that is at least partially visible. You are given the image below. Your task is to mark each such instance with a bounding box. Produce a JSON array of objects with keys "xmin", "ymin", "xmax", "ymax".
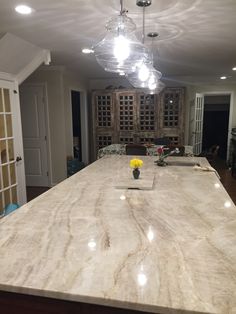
[
  {"xmin": 190, "ymin": 93, "xmax": 204, "ymax": 155},
  {"xmin": 0, "ymin": 80, "xmax": 26, "ymax": 216}
]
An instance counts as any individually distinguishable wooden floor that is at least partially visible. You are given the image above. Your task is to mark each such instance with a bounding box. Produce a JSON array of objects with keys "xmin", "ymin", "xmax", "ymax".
[
  {"xmin": 26, "ymin": 186, "xmax": 50, "ymax": 202},
  {"xmin": 26, "ymin": 159, "xmax": 236, "ymax": 205},
  {"xmin": 213, "ymin": 157, "xmax": 236, "ymax": 204}
]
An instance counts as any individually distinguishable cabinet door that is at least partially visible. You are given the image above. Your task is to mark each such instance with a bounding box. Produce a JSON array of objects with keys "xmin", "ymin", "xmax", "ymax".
[
  {"xmin": 92, "ymin": 88, "xmax": 185, "ymax": 157},
  {"xmin": 116, "ymin": 91, "xmax": 138, "ymax": 144},
  {"xmin": 137, "ymin": 93, "xmax": 158, "ymax": 144},
  {"xmin": 160, "ymin": 88, "xmax": 185, "ymax": 145},
  {"xmin": 92, "ymin": 92, "xmax": 115, "ymax": 152}
]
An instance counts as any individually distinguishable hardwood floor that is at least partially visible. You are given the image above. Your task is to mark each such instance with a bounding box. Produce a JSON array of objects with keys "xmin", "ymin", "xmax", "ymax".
[
  {"xmin": 212, "ymin": 157, "xmax": 236, "ymax": 204},
  {"xmin": 26, "ymin": 186, "xmax": 50, "ymax": 202}
]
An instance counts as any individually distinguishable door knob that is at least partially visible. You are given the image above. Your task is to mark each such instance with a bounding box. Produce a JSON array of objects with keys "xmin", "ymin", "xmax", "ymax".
[{"xmin": 16, "ymin": 156, "xmax": 22, "ymax": 162}]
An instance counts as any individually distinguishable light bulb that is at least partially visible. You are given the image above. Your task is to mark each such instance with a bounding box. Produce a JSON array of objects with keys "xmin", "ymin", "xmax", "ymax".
[
  {"xmin": 148, "ymin": 75, "xmax": 157, "ymax": 90},
  {"xmin": 113, "ymin": 35, "xmax": 130, "ymax": 61},
  {"xmin": 15, "ymin": 5, "xmax": 32, "ymax": 14},
  {"xmin": 138, "ymin": 64, "xmax": 150, "ymax": 82}
]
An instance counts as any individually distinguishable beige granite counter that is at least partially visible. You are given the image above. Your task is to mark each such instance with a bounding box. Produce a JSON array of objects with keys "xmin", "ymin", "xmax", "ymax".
[{"xmin": 0, "ymin": 156, "xmax": 236, "ymax": 314}]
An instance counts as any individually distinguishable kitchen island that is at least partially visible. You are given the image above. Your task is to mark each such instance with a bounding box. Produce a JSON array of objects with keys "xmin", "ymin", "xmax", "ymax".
[{"xmin": 0, "ymin": 156, "xmax": 236, "ymax": 314}]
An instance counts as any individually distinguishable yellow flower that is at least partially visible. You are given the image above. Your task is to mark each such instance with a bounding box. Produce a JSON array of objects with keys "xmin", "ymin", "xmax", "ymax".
[{"xmin": 130, "ymin": 158, "xmax": 143, "ymax": 169}]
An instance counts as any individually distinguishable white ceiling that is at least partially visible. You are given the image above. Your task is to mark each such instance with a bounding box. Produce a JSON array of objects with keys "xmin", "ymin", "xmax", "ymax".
[{"xmin": 0, "ymin": 0, "xmax": 236, "ymax": 82}]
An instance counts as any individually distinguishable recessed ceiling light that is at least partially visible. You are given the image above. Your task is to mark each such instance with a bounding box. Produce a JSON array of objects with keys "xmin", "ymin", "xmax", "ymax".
[
  {"xmin": 232, "ymin": 67, "xmax": 236, "ymax": 71},
  {"xmin": 82, "ymin": 48, "xmax": 94, "ymax": 54},
  {"xmin": 15, "ymin": 5, "xmax": 33, "ymax": 15},
  {"xmin": 220, "ymin": 76, "xmax": 227, "ymax": 80}
]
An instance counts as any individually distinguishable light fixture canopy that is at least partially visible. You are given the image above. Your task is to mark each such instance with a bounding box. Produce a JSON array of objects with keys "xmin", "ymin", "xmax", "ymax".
[{"xmin": 136, "ymin": 0, "xmax": 152, "ymax": 7}]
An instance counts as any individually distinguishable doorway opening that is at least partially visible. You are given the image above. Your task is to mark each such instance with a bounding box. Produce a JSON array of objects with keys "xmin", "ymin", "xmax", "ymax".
[
  {"xmin": 202, "ymin": 95, "xmax": 230, "ymax": 160},
  {"xmin": 71, "ymin": 90, "xmax": 82, "ymax": 161}
]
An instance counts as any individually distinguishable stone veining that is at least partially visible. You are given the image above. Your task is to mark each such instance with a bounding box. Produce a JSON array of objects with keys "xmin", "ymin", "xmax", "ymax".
[{"xmin": 0, "ymin": 156, "xmax": 236, "ymax": 314}]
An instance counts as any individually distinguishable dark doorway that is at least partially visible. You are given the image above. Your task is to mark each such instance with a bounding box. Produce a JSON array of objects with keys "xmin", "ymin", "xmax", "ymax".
[
  {"xmin": 203, "ymin": 95, "xmax": 230, "ymax": 160},
  {"xmin": 71, "ymin": 90, "xmax": 82, "ymax": 161}
]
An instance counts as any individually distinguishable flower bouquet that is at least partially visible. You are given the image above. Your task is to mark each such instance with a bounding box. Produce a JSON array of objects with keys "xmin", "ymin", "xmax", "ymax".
[
  {"xmin": 155, "ymin": 146, "xmax": 180, "ymax": 166},
  {"xmin": 130, "ymin": 158, "xmax": 143, "ymax": 179}
]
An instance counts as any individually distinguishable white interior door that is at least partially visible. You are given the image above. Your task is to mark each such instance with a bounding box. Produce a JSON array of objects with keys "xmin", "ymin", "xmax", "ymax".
[
  {"xmin": 189, "ymin": 93, "xmax": 204, "ymax": 155},
  {"xmin": 0, "ymin": 80, "xmax": 26, "ymax": 215},
  {"xmin": 20, "ymin": 84, "xmax": 49, "ymax": 187}
]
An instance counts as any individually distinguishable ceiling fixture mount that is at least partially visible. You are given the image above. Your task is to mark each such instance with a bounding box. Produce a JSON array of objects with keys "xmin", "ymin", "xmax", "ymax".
[
  {"xmin": 136, "ymin": 0, "xmax": 152, "ymax": 7},
  {"xmin": 15, "ymin": 5, "xmax": 33, "ymax": 15},
  {"xmin": 147, "ymin": 32, "xmax": 159, "ymax": 38}
]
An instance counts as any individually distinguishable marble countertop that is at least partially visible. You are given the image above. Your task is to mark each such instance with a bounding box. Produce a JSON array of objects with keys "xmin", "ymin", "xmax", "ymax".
[{"xmin": 0, "ymin": 156, "xmax": 236, "ymax": 314}]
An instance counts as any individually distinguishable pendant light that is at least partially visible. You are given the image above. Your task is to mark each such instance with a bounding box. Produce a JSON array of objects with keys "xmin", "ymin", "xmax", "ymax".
[
  {"xmin": 94, "ymin": 0, "xmax": 149, "ymax": 74},
  {"xmin": 127, "ymin": 1, "xmax": 164, "ymax": 94}
]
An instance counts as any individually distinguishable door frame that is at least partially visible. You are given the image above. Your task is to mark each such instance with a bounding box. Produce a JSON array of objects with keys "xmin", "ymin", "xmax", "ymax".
[
  {"xmin": 190, "ymin": 93, "xmax": 204, "ymax": 155},
  {"xmin": 19, "ymin": 82, "xmax": 52, "ymax": 187},
  {"xmin": 0, "ymin": 79, "xmax": 27, "ymax": 205},
  {"xmin": 69, "ymin": 87, "xmax": 89, "ymax": 164},
  {"xmin": 200, "ymin": 91, "xmax": 233, "ymax": 161}
]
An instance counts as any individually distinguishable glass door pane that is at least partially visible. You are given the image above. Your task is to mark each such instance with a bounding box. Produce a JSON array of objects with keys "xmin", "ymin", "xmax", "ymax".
[{"xmin": 0, "ymin": 87, "xmax": 18, "ymax": 218}]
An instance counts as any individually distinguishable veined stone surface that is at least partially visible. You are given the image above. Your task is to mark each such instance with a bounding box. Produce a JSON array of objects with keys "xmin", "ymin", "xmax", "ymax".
[{"xmin": 0, "ymin": 156, "xmax": 236, "ymax": 314}]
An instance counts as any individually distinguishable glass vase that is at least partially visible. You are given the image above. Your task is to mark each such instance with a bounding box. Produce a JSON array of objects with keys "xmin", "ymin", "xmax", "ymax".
[{"xmin": 133, "ymin": 168, "xmax": 140, "ymax": 179}]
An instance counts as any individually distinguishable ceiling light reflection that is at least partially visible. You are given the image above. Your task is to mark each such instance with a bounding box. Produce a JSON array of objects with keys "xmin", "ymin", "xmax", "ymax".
[
  {"xmin": 137, "ymin": 272, "xmax": 147, "ymax": 287},
  {"xmin": 220, "ymin": 76, "xmax": 227, "ymax": 80},
  {"xmin": 224, "ymin": 201, "xmax": 231, "ymax": 208},
  {"xmin": 120, "ymin": 195, "xmax": 126, "ymax": 200},
  {"xmin": 214, "ymin": 183, "xmax": 220, "ymax": 189},
  {"xmin": 88, "ymin": 238, "xmax": 96, "ymax": 250},
  {"xmin": 147, "ymin": 226, "xmax": 154, "ymax": 242}
]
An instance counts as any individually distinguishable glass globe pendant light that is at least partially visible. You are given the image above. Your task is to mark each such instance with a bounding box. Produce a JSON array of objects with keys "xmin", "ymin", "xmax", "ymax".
[
  {"xmin": 94, "ymin": 0, "xmax": 149, "ymax": 74},
  {"xmin": 127, "ymin": 1, "xmax": 165, "ymax": 94},
  {"xmin": 128, "ymin": 60, "xmax": 162, "ymax": 89},
  {"xmin": 143, "ymin": 80, "xmax": 165, "ymax": 95}
]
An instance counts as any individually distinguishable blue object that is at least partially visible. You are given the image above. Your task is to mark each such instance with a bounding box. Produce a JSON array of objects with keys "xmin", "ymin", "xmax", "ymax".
[
  {"xmin": 67, "ymin": 159, "xmax": 85, "ymax": 177},
  {"xmin": 4, "ymin": 203, "xmax": 20, "ymax": 216}
]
